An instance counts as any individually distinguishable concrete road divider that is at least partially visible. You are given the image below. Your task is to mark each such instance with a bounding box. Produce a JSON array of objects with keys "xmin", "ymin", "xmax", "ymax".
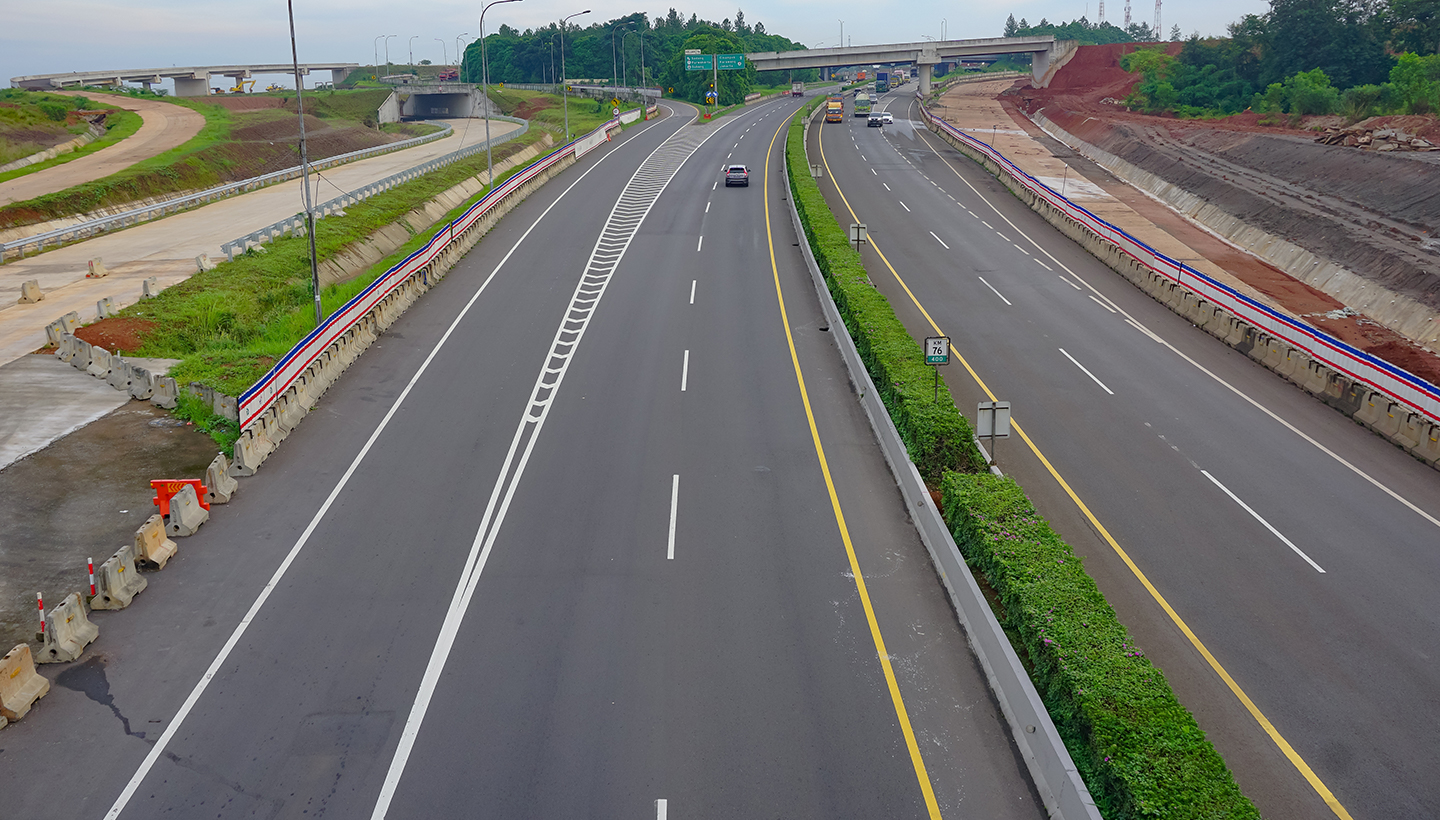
[
  {"xmin": 150, "ymin": 478, "xmax": 210, "ymax": 516},
  {"xmin": 195, "ymin": 253, "xmax": 217, "ymax": 272},
  {"xmin": 134, "ymin": 514, "xmax": 178, "ymax": 569},
  {"xmin": 0, "ymin": 644, "xmax": 51, "ymax": 722},
  {"xmin": 205, "ymin": 454, "xmax": 237, "ymax": 504},
  {"xmin": 151, "ymin": 376, "xmax": 178, "ymax": 409},
  {"xmin": 85, "ymin": 257, "xmax": 108, "ymax": 278},
  {"xmin": 90, "ymin": 544, "xmax": 148, "ymax": 610},
  {"xmin": 128, "ymin": 364, "xmax": 154, "ymax": 400},
  {"xmin": 142, "ymin": 276, "xmax": 159, "ymax": 299},
  {"xmin": 18, "ymin": 279, "xmax": 43, "ymax": 304},
  {"xmin": 106, "ymin": 358, "xmax": 131, "ymax": 391},
  {"xmin": 164, "ymin": 483, "xmax": 209, "ymax": 537},
  {"xmin": 85, "ymin": 346, "xmax": 111, "ymax": 379},
  {"xmin": 96, "ymin": 296, "xmax": 116, "ymax": 319},
  {"xmin": 69, "ymin": 338, "xmax": 92, "ymax": 371},
  {"xmin": 54, "ymin": 333, "xmax": 76, "ymax": 360},
  {"xmin": 37, "ymin": 593, "xmax": 99, "ymax": 664}
]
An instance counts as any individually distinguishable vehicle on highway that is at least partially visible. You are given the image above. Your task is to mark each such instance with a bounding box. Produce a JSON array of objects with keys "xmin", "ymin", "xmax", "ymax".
[
  {"xmin": 724, "ymin": 164, "xmax": 750, "ymax": 186},
  {"xmin": 825, "ymin": 98, "xmax": 844, "ymax": 122},
  {"xmin": 791, "ymin": 81, "xmax": 805, "ymax": 96},
  {"xmin": 881, "ymin": 111, "xmax": 894, "ymax": 124},
  {"xmin": 854, "ymin": 92, "xmax": 872, "ymax": 116},
  {"xmin": 868, "ymin": 112, "xmax": 883, "ymax": 127}
]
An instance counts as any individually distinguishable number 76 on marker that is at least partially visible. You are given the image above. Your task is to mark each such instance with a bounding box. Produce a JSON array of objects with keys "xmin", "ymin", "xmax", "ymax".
[{"xmin": 924, "ymin": 336, "xmax": 950, "ymax": 365}]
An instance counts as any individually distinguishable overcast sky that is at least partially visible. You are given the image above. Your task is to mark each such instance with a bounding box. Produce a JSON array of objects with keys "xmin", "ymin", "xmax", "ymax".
[{"xmin": 3, "ymin": 0, "xmax": 1273, "ymax": 90}]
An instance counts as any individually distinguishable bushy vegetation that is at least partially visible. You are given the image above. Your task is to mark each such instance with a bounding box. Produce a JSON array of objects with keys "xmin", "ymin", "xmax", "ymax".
[
  {"xmin": 1108, "ymin": 0, "xmax": 1440, "ymax": 121},
  {"xmin": 465, "ymin": 8, "xmax": 818, "ymax": 107},
  {"xmin": 941, "ymin": 473, "xmax": 1259, "ymax": 819},
  {"xmin": 785, "ymin": 106, "xmax": 985, "ymax": 481},
  {"xmin": 1004, "ymin": 13, "xmax": 1164, "ymax": 45}
]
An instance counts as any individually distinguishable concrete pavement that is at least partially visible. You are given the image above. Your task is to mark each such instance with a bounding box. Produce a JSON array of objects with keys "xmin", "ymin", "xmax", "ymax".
[
  {"xmin": 0, "ymin": 91, "xmax": 205, "ymax": 206},
  {"xmin": 0, "ymin": 118, "xmax": 521, "ymax": 367}
]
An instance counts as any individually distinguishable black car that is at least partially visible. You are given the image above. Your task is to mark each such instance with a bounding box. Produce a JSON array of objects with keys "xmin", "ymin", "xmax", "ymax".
[
  {"xmin": 724, "ymin": 164, "xmax": 750, "ymax": 186},
  {"xmin": 867, "ymin": 113, "xmax": 883, "ymax": 127}
]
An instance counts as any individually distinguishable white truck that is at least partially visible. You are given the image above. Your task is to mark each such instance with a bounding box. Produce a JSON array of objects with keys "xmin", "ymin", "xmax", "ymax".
[{"xmin": 791, "ymin": 81, "xmax": 805, "ymax": 97}]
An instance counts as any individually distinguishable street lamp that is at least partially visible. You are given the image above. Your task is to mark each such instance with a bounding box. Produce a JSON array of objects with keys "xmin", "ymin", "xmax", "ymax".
[
  {"xmin": 373, "ymin": 35, "xmax": 385, "ymax": 75},
  {"xmin": 839, "ymin": 20, "xmax": 844, "ymax": 50},
  {"xmin": 291, "ymin": 0, "xmax": 320, "ymax": 325},
  {"xmin": 549, "ymin": 37, "xmax": 556, "ymax": 87},
  {"xmin": 942, "ymin": 18, "xmax": 948, "ymax": 40},
  {"xmin": 612, "ymin": 23, "xmax": 632, "ymax": 88},
  {"xmin": 624, "ymin": 28, "xmax": 645, "ymax": 88},
  {"xmin": 457, "ymin": 34, "xmax": 470, "ymax": 80},
  {"xmin": 409, "ymin": 35, "xmax": 418, "ymax": 71},
  {"xmin": 384, "ymin": 34, "xmax": 397, "ymax": 77},
  {"xmin": 436, "ymin": 38, "xmax": 449, "ymax": 68},
  {"xmin": 481, "ymin": 0, "xmax": 523, "ymax": 187},
  {"xmin": 559, "ymin": 9, "xmax": 591, "ymax": 141}
]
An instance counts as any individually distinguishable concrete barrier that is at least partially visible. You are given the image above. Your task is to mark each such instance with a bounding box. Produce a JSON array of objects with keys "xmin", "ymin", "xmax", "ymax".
[
  {"xmin": 165, "ymin": 483, "xmax": 209, "ymax": 537},
  {"xmin": 90, "ymin": 544, "xmax": 148, "ymax": 610},
  {"xmin": 128, "ymin": 364, "xmax": 154, "ymax": 400},
  {"xmin": 18, "ymin": 279, "xmax": 43, "ymax": 304},
  {"xmin": 37, "ymin": 593, "xmax": 99, "ymax": 664},
  {"xmin": 106, "ymin": 358, "xmax": 131, "ymax": 391},
  {"xmin": 86, "ymin": 257, "xmax": 108, "ymax": 278},
  {"xmin": 151, "ymin": 376, "xmax": 178, "ymax": 409},
  {"xmin": 86, "ymin": 346, "xmax": 111, "ymax": 379},
  {"xmin": 134, "ymin": 514, "xmax": 178, "ymax": 569},
  {"xmin": 0, "ymin": 644, "xmax": 50, "ymax": 722},
  {"xmin": 96, "ymin": 296, "xmax": 116, "ymax": 319},
  {"xmin": 60, "ymin": 311, "xmax": 81, "ymax": 335},
  {"xmin": 195, "ymin": 253, "xmax": 216, "ymax": 272},
  {"xmin": 70, "ymin": 338, "xmax": 92, "ymax": 371},
  {"xmin": 54, "ymin": 333, "xmax": 76, "ymax": 360},
  {"xmin": 205, "ymin": 453, "xmax": 237, "ymax": 504},
  {"xmin": 142, "ymin": 277, "xmax": 159, "ymax": 299}
]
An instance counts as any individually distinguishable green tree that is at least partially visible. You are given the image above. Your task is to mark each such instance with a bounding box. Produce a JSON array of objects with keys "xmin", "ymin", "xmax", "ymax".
[{"xmin": 1389, "ymin": 50, "xmax": 1440, "ymax": 111}]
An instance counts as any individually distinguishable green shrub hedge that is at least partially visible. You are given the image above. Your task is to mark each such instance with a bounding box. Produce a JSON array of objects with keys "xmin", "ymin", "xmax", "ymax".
[
  {"xmin": 940, "ymin": 472, "xmax": 1259, "ymax": 820},
  {"xmin": 784, "ymin": 111, "xmax": 984, "ymax": 482}
]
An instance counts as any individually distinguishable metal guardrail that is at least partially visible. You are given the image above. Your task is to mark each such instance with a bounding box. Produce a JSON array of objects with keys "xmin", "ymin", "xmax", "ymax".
[
  {"xmin": 220, "ymin": 116, "xmax": 528, "ymax": 260},
  {"xmin": 0, "ymin": 122, "xmax": 457, "ymax": 263},
  {"xmin": 917, "ymin": 103, "xmax": 1440, "ymax": 425}
]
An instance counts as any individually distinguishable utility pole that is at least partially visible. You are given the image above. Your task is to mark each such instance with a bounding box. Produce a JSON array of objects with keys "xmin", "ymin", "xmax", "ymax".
[
  {"xmin": 408, "ymin": 35, "xmax": 418, "ymax": 71},
  {"xmin": 481, "ymin": 0, "xmax": 522, "ymax": 186},
  {"xmin": 288, "ymin": 0, "xmax": 321, "ymax": 325},
  {"xmin": 384, "ymin": 34, "xmax": 396, "ymax": 76}
]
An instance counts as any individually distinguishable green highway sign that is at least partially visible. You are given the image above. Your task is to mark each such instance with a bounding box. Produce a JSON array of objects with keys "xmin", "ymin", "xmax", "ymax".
[
  {"xmin": 717, "ymin": 54, "xmax": 746, "ymax": 70},
  {"xmin": 685, "ymin": 54, "xmax": 715, "ymax": 71}
]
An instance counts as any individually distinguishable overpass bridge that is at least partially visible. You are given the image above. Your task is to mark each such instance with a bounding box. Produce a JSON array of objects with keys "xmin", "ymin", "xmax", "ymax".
[
  {"xmin": 747, "ymin": 36, "xmax": 1077, "ymax": 94},
  {"xmin": 11, "ymin": 63, "xmax": 359, "ymax": 97}
]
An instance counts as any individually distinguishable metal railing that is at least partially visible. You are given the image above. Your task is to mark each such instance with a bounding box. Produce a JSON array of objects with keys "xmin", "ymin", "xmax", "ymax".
[
  {"xmin": 0, "ymin": 122, "xmax": 458, "ymax": 262},
  {"xmin": 220, "ymin": 117, "xmax": 528, "ymax": 260}
]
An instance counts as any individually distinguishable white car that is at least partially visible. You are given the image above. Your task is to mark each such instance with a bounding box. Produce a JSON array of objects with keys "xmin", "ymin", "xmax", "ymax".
[{"xmin": 881, "ymin": 112, "xmax": 894, "ymax": 124}]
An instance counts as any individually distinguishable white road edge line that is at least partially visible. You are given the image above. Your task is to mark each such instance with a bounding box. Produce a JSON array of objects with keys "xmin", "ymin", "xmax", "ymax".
[
  {"xmin": 978, "ymin": 276, "xmax": 1012, "ymax": 306},
  {"xmin": 681, "ymin": 349, "xmax": 690, "ymax": 391},
  {"xmin": 100, "ymin": 117, "xmax": 644, "ymax": 820},
  {"xmin": 929, "ymin": 231, "xmax": 949, "ymax": 249},
  {"xmin": 1088, "ymin": 294, "xmax": 1117, "ymax": 313},
  {"xmin": 668, "ymin": 475, "xmax": 680, "ymax": 560},
  {"xmin": 1202, "ymin": 470, "xmax": 1326, "ymax": 573},
  {"xmin": 1059, "ymin": 347, "xmax": 1114, "ymax": 395},
  {"xmin": 689, "ymin": 279, "xmax": 696, "ymax": 304}
]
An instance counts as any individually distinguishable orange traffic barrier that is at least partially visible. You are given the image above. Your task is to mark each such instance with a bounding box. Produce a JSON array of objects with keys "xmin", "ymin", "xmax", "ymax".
[{"xmin": 150, "ymin": 478, "xmax": 210, "ymax": 516}]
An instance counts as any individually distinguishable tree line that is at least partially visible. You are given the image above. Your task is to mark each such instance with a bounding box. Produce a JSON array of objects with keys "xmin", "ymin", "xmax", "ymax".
[{"xmin": 462, "ymin": 9, "xmax": 819, "ymax": 106}]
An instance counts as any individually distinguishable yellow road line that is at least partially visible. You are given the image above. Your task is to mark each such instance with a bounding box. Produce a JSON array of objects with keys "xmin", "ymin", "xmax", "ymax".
[
  {"xmin": 814, "ymin": 114, "xmax": 1354, "ymax": 820},
  {"xmin": 766, "ymin": 111, "xmax": 942, "ymax": 819}
]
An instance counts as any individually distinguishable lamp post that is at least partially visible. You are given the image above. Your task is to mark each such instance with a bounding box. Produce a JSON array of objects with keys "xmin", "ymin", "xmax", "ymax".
[
  {"xmin": 373, "ymin": 35, "xmax": 385, "ymax": 76},
  {"xmin": 942, "ymin": 18, "xmax": 947, "ymax": 40},
  {"xmin": 481, "ymin": 0, "xmax": 523, "ymax": 187},
  {"xmin": 457, "ymin": 34, "xmax": 469, "ymax": 80},
  {"xmin": 436, "ymin": 38, "xmax": 449, "ymax": 69},
  {"xmin": 409, "ymin": 35, "xmax": 418, "ymax": 72},
  {"xmin": 612, "ymin": 23, "xmax": 632, "ymax": 88},
  {"xmin": 550, "ymin": 37, "xmax": 556, "ymax": 87},
  {"xmin": 289, "ymin": 0, "xmax": 320, "ymax": 325},
  {"xmin": 839, "ymin": 20, "xmax": 844, "ymax": 50},
  {"xmin": 384, "ymin": 34, "xmax": 396, "ymax": 77},
  {"xmin": 559, "ymin": 9, "xmax": 591, "ymax": 141},
  {"xmin": 624, "ymin": 28, "xmax": 644, "ymax": 88}
]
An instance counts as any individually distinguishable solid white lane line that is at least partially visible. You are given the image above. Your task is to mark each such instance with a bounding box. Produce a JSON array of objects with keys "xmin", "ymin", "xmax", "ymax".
[
  {"xmin": 697, "ymin": 235, "xmax": 704, "ymax": 252},
  {"xmin": 667, "ymin": 475, "xmax": 680, "ymax": 560},
  {"xmin": 1088, "ymin": 294, "xmax": 1117, "ymax": 313},
  {"xmin": 1059, "ymin": 348, "xmax": 1115, "ymax": 395},
  {"xmin": 1058, "ymin": 274, "xmax": 1081, "ymax": 290},
  {"xmin": 1202, "ymin": 470, "xmax": 1326, "ymax": 573},
  {"xmin": 900, "ymin": 201, "xmax": 911, "ymax": 212},
  {"xmin": 689, "ymin": 279, "xmax": 696, "ymax": 304},
  {"xmin": 705, "ymin": 201, "xmax": 710, "ymax": 213},
  {"xmin": 978, "ymin": 276, "xmax": 1012, "ymax": 306},
  {"xmin": 101, "ymin": 121, "xmax": 644, "ymax": 820},
  {"xmin": 681, "ymin": 349, "xmax": 690, "ymax": 391},
  {"xmin": 929, "ymin": 231, "xmax": 949, "ymax": 249},
  {"xmin": 657, "ymin": 798, "xmax": 668, "ymax": 819},
  {"xmin": 882, "ymin": 182, "xmax": 891, "ymax": 190}
]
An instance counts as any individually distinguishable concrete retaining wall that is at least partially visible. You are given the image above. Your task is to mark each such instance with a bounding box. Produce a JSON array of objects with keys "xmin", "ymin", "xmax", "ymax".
[{"xmin": 922, "ymin": 108, "xmax": 1440, "ymax": 469}]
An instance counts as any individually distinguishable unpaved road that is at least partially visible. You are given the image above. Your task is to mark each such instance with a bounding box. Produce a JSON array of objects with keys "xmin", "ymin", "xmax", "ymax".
[{"xmin": 0, "ymin": 92, "xmax": 205, "ymax": 206}]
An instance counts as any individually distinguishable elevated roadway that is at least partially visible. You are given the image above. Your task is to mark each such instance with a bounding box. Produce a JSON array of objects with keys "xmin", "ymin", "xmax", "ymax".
[
  {"xmin": 810, "ymin": 88, "xmax": 1440, "ymax": 819},
  {"xmin": 11, "ymin": 63, "xmax": 358, "ymax": 97},
  {"xmin": 748, "ymin": 37, "xmax": 1077, "ymax": 94},
  {"xmin": 0, "ymin": 96, "xmax": 1045, "ymax": 818}
]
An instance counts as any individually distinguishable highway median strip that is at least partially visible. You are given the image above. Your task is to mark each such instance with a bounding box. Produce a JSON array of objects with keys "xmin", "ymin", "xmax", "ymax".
[{"xmin": 785, "ymin": 101, "xmax": 1261, "ymax": 819}]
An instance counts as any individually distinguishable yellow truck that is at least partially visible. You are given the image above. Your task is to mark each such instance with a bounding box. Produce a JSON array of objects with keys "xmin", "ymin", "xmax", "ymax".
[{"xmin": 825, "ymin": 96, "xmax": 844, "ymax": 122}]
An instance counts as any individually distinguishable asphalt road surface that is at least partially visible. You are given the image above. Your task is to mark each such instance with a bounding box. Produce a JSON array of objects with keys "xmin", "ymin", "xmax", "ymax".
[
  {"xmin": 0, "ymin": 97, "xmax": 1044, "ymax": 820},
  {"xmin": 810, "ymin": 87, "xmax": 1440, "ymax": 820}
]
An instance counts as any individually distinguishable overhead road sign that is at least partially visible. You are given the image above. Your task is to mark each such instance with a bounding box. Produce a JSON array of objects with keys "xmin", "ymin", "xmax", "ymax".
[
  {"xmin": 685, "ymin": 54, "xmax": 715, "ymax": 71},
  {"xmin": 716, "ymin": 54, "xmax": 746, "ymax": 70}
]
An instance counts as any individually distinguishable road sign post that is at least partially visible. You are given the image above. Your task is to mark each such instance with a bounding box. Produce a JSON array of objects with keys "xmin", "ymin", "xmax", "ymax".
[
  {"xmin": 925, "ymin": 336, "xmax": 949, "ymax": 401},
  {"xmin": 976, "ymin": 400, "xmax": 1012, "ymax": 466},
  {"xmin": 849, "ymin": 222, "xmax": 867, "ymax": 251}
]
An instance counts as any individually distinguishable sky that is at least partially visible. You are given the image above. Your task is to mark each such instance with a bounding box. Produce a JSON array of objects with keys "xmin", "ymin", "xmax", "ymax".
[{"xmin": 2, "ymin": 0, "xmax": 1274, "ymax": 91}]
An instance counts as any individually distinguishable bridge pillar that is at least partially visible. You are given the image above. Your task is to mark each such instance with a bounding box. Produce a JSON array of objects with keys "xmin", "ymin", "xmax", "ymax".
[
  {"xmin": 918, "ymin": 63, "xmax": 933, "ymax": 96},
  {"xmin": 173, "ymin": 76, "xmax": 210, "ymax": 97}
]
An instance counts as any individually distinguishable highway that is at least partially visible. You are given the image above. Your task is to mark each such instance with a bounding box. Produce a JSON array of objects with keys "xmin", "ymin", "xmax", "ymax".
[
  {"xmin": 0, "ymin": 97, "xmax": 1044, "ymax": 819},
  {"xmin": 811, "ymin": 87, "xmax": 1440, "ymax": 820}
]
